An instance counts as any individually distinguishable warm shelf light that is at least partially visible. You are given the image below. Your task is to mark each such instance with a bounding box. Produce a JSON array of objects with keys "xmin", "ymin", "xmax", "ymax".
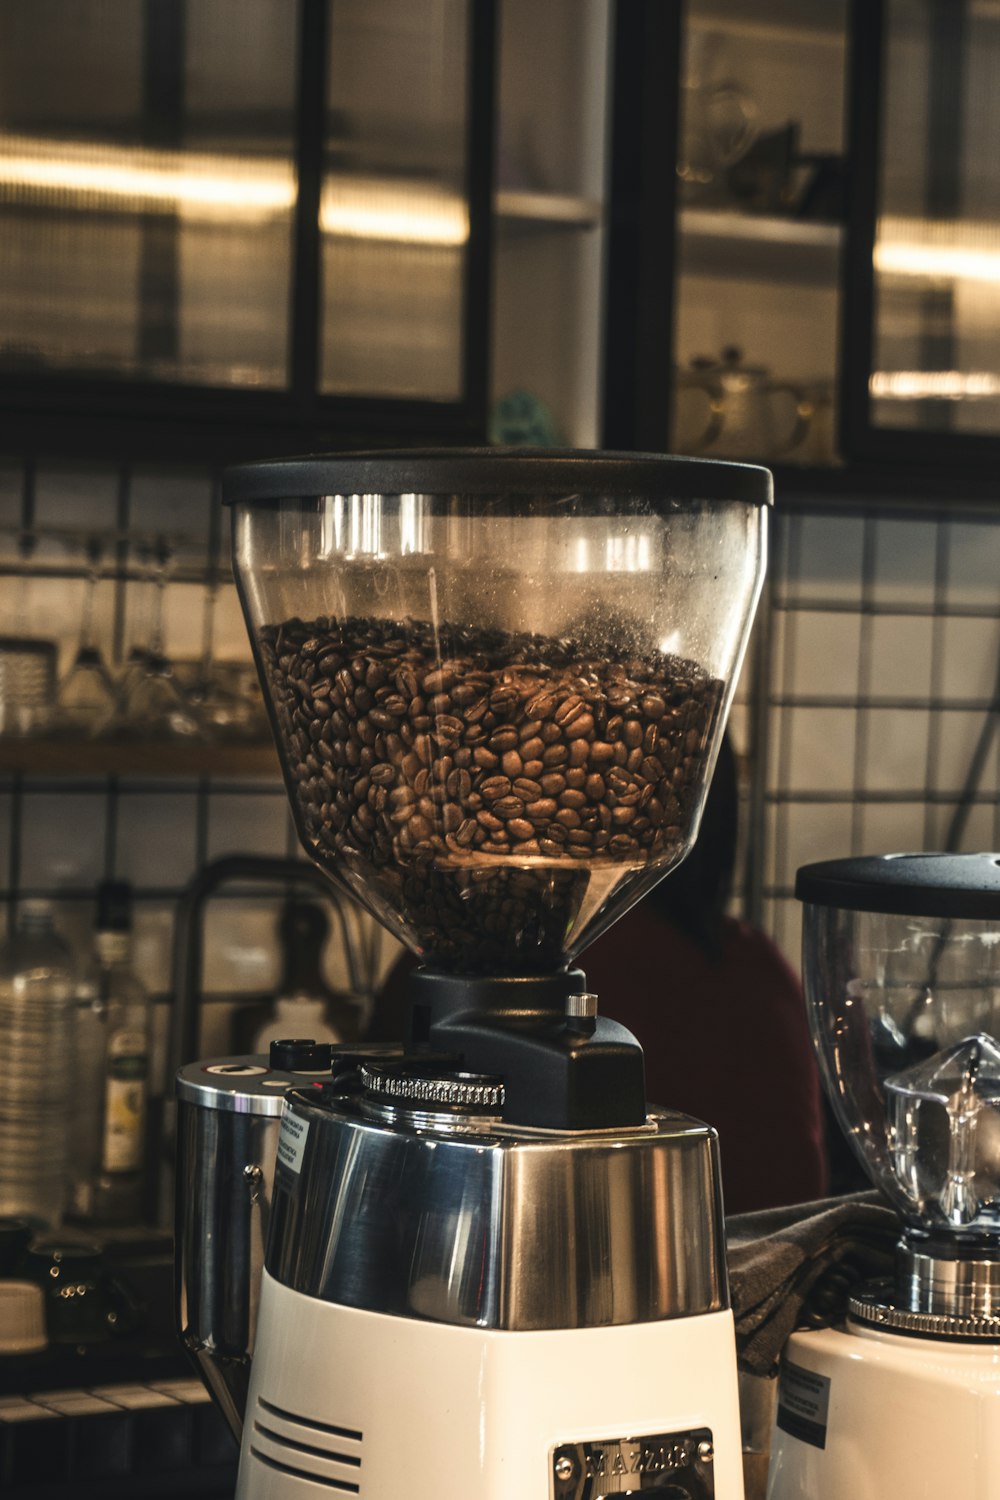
[
  {"xmin": 876, "ymin": 214, "xmax": 1000, "ymax": 285},
  {"xmin": 0, "ymin": 132, "xmax": 468, "ymax": 245},
  {"xmin": 870, "ymin": 370, "xmax": 1000, "ymax": 399}
]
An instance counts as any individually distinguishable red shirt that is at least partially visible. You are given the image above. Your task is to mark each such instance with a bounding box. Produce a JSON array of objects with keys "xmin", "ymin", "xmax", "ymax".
[{"xmin": 579, "ymin": 907, "xmax": 827, "ymax": 1215}]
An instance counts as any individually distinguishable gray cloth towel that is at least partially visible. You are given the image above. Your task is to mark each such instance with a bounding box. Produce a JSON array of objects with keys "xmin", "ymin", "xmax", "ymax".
[{"xmin": 726, "ymin": 1191, "xmax": 900, "ymax": 1377}]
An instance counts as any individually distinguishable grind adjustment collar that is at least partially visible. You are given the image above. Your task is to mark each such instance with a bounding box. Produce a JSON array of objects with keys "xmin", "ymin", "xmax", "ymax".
[{"xmin": 360, "ymin": 1060, "xmax": 504, "ymax": 1114}]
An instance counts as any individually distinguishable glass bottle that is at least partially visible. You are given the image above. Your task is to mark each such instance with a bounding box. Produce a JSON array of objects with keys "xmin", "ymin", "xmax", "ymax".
[
  {"xmin": 0, "ymin": 902, "xmax": 76, "ymax": 1228},
  {"xmin": 87, "ymin": 882, "xmax": 151, "ymax": 1224},
  {"xmin": 235, "ymin": 899, "xmax": 362, "ymax": 1056}
]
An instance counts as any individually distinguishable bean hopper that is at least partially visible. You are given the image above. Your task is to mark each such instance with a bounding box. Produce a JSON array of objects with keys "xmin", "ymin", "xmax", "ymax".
[
  {"xmin": 769, "ymin": 853, "xmax": 1000, "ymax": 1500},
  {"xmin": 187, "ymin": 450, "xmax": 770, "ymax": 1500}
]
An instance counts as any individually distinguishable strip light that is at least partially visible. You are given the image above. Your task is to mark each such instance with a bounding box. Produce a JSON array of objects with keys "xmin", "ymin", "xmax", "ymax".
[
  {"xmin": 0, "ymin": 132, "xmax": 468, "ymax": 245},
  {"xmin": 875, "ymin": 215, "xmax": 1000, "ymax": 285},
  {"xmin": 871, "ymin": 370, "xmax": 1000, "ymax": 400}
]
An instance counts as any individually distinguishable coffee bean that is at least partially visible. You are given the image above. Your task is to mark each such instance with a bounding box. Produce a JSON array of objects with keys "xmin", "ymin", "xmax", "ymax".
[
  {"xmin": 481, "ymin": 775, "xmax": 512, "ymax": 802},
  {"xmin": 559, "ymin": 789, "xmax": 587, "ymax": 810},
  {"xmin": 490, "ymin": 727, "xmax": 519, "ymax": 754},
  {"xmin": 526, "ymin": 691, "xmax": 558, "ymax": 718},
  {"xmin": 526, "ymin": 798, "xmax": 558, "ymax": 821},
  {"xmin": 258, "ymin": 613, "xmax": 723, "ymax": 973},
  {"xmin": 555, "ymin": 694, "xmax": 586, "ymax": 727},
  {"xmin": 508, "ymin": 817, "xmax": 535, "ymax": 841},
  {"xmin": 493, "ymin": 796, "xmax": 526, "ymax": 820}
]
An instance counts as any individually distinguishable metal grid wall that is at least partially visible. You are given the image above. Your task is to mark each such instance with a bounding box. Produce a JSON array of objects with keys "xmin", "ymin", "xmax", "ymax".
[
  {"xmin": 0, "ymin": 457, "xmax": 308, "ymax": 1014},
  {"xmin": 751, "ymin": 496, "xmax": 1000, "ymax": 970}
]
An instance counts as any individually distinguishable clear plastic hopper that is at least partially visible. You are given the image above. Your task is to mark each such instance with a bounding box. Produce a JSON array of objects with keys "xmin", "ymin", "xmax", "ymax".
[
  {"xmin": 798, "ymin": 852, "xmax": 1000, "ymax": 1320},
  {"xmin": 226, "ymin": 450, "xmax": 770, "ymax": 980}
]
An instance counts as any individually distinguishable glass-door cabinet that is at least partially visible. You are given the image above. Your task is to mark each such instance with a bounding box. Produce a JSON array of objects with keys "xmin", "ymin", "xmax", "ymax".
[
  {"xmin": 668, "ymin": 0, "xmax": 851, "ymax": 469},
  {"xmin": 0, "ymin": 0, "xmax": 494, "ymax": 462},
  {"xmin": 843, "ymin": 0, "xmax": 1000, "ymax": 465}
]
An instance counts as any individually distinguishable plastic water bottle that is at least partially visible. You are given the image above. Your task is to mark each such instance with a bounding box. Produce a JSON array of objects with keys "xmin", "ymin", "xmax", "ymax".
[{"xmin": 0, "ymin": 902, "xmax": 76, "ymax": 1228}]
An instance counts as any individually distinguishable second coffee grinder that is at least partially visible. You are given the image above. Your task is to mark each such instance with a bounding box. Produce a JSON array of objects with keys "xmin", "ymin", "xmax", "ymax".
[{"xmin": 200, "ymin": 450, "xmax": 770, "ymax": 1499}]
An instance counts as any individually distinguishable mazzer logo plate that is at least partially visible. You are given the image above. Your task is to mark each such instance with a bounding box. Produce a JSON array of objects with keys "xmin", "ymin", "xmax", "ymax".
[{"xmin": 552, "ymin": 1427, "xmax": 715, "ymax": 1499}]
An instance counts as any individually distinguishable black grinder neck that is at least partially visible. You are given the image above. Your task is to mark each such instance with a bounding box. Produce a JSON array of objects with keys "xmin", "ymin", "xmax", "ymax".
[{"xmin": 405, "ymin": 967, "xmax": 647, "ymax": 1131}]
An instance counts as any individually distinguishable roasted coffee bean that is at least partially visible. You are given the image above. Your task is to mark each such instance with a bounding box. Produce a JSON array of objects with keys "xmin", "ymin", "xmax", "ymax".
[
  {"xmin": 446, "ymin": 768, "xmax": 473, "ymax": 799},
  {"xmin": 258, "ymin": 612, "xmax": 722, "ymax": 973},
  {"xmin": 493, "ymin": 796, "xmax": 526, "ymax": 820},
  {"xmin": 526, "ymin": 798, "xmax": 557, "ymax": 821},
  {"xmin": 481, "ymin": 775, "xmax": 512, "ymax": 802},
  {"xmin": 489, "ymin": 727, "xmax": 520, "ymax": 754},
  {"xmin": 526, "ymin": 690, "xmax": 558, "ymax": 719},
  {"xmin": 559, "ymin": 789, "xmax": 587, "ymax": 810},
  {"xmin": 554, "ymin": 694, "xmax": 586, "ymax": 728}
]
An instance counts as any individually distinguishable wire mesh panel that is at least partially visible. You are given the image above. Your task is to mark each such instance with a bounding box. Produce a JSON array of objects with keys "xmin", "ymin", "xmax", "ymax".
[{"xmin": 755, "ymin": 500, "xmax": 1000, "ymax": 966}]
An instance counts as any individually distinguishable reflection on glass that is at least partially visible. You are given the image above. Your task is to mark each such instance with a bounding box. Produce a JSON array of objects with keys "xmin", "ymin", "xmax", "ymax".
[
  {"xmin": 872, "ymin": 1, "xmax": 1000, "ymax": 435},
  {"xmin": 321, "ymin": 0, "xmax": 470, "ymax": 399},
  {"xmin": 0, "ymin": 0, "xmax": 297, "ymax": 388}
]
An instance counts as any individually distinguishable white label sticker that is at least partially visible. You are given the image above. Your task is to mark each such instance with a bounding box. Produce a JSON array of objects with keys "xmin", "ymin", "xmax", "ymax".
[{"xmin": 277, "ymin": 1111, "xmax": 310, "ymax": 1174}]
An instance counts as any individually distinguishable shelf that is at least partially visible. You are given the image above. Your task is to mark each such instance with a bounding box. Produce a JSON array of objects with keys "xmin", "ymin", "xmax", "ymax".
[
  {"xmin": 494, "ymin": 189, "xmax": 602, "ymax": 232},
  {"xmin": 687, "ymin": 0, "xmax": 846, "ymax": 46},
  {"xmin": 0, "ymin": 738, "xmax": 280, "ymax": 778},
  {"xmin": 678, "ymin": 208, "xmax": 842, "ymax": 283}
]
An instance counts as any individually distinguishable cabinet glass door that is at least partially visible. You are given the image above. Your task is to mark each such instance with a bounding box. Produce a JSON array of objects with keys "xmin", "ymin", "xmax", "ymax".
[
  {"xmin": 671, "ymin": 0, "xmax": 848, "ymax": 468},
  {"xmin": 863, "ymin": 0, "xmax": 1000, "ymax": 446},
  {"xmin": 0, "ymin": 0, "xmax": 490, "ymax": 461},
  {"xmin": 0, "ymin": 0, "xmax": 297, "ymax": 390},
  {"xmin": 321, "ymin": 0, "xmax": 471, "ymax": 401}
]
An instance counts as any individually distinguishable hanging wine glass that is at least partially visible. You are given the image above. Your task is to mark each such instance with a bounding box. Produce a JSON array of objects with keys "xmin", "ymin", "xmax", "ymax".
[
  {"xmin": 181, "ymin": 576, "xmax": 267, "ymax": 742},
  {"xmin": 106, "ymin": 534, "xmax": 204, "ymax": 741},
  {"xmin": 114, "ymin": 535, "xmax": 155, "ymax": 708},
  {"xmin": 54, "ymin": 534, "xmax": 117, "ymax": 738}
]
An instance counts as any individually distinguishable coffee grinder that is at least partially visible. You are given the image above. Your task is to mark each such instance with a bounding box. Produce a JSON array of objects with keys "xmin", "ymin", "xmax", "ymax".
[
  {"xmin": 193, "ymin": 450, "xmax": 769, "ymax": 1499},
  {"xmin": 769, "ymin": 853, "xmax": 1000, "ymax": 1499}
]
